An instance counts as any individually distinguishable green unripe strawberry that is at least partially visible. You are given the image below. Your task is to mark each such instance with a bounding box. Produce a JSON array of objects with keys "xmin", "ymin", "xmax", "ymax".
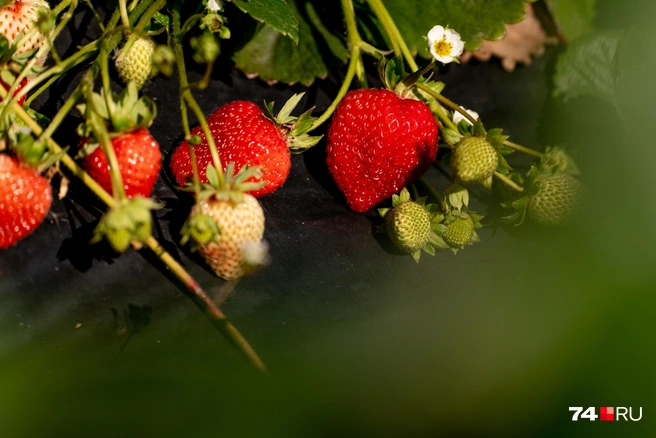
[
  {"xmin": 115, "ymin": 37, "xmax": 155, "ymax": 89},
  {"xmin": 385, "ymin": 201, "xmax": 432, "ymax": 253},
  {"xmin": 443, "ymin": 216, "xmax": 474, "ymax": 248},
  {"xmin": 451, "ymin": 135, "xmax": 498, "ymax": 184},
  {"xmin": 528, "ymin": 173, "xmax": 584, "ymax": 226}
]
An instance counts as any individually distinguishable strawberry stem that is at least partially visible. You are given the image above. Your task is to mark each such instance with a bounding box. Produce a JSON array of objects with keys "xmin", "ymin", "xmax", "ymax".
[
  {"xmin": 415, "ymin": 82, "xmax": 476, "ymax": 127},
  {"xmin": 172, "ymin": 8, "xmax": 225, "ymax": 190},
  {"xmin": 494, "ymin": 171, "xmax": 524, "ymax": 192},
  {"xmin": 180, "ymin": 98, "xmax": 202, "ymax": 200},
  {"xmin": 366, "ymin": 0, "xmax": 418, "ymax": 72},
  {"xmin": 307, "ymin": 0, "xmax": 363, "ymax": 133},
  {"xmin": 143, "ymin": 237, "xmax": 267, "ymax": 373},
  {"xmin": 503, "ymin": 140, "xmax": 543, "ymax": 158},
  {"xmin": 414, "ymin": 82, "xmax": 459, "ymax": 131},
  {"xmin": 341, "ymin": 0, "xmax": 367, "ymax": 87},
  {"xmin": 119, "ymin": 0, "xmax": 132, "ymax": 34},
  {"xmin": 3, "ymin": 93, "xmax": 267, "ymax": 374},
  {"xmin": 418, "ymin": 177, "xmax": 446, "ymax": 210}
]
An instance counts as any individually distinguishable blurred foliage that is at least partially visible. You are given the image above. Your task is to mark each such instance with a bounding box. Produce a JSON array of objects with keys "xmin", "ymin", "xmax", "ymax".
[{"xmin": 545, "ymin": 0, "xmax": 597, "ymax": 40}]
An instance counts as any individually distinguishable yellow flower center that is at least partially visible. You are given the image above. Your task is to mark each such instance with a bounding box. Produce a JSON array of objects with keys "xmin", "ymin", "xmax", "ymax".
[{"xmin": 433, "ymin": 38, "xmax": 453, "ymax": 57}]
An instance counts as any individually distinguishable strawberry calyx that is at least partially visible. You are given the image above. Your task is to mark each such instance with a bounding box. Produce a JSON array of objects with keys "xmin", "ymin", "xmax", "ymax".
[
  {"xmin": 378, "ymin": 187, "xmax": 448, "ymax": 263},
  {"xmin": 264, "ymin": 92, "xmax": 323, "ymax": 153},
  {"xmin": 502, "ymin": 146, "xmax": 582, "ymax": 226},
  {"xmin": 92, "ymin": 196, "xmax": 163, "ymax": 253},
  {"xmin": 2, "ymin": 124, "xmax": 64, "ymax": 173},
  {"xmin": 181, "ymin": 162, "xmax": 263, "ymax": 251},
  {"xmin": 76, "ymin": 82, "xmax": 156, "ymax": 156}
]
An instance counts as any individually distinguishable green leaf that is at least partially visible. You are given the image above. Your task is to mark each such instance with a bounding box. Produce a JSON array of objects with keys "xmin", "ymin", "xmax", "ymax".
[
  {"xmin": 233, "ymin": 0, "xmax": 344, "ymax": 85},
  {"xmin": 544, "ymin": 0, "xmax": 596, "ymax": 41},
  {"xmin": 383, "ymin": 0, "xmax": 535, "ymax": 54},
  {"xmin": 553, "ymin": 29, "xmax": 624, "ymax": 102},
  {"xmin": 231, "ymin": 0, "xmax": 299, "ymax": 43}
]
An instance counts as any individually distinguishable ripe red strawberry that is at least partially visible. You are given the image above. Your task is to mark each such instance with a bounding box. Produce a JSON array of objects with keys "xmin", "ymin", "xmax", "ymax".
[
  {"xmin": 0, "ymin": 154, "xmax": 52, "ymax": 249},
  {"xmin": 170, "ymin": 101, "xmax": 290, "ymax": 198},
  {"xmin": 81, "ymin": 128, "xmax": 161, "ymax": 199},
  {"xmin": 0, "ymin": 77, "xmax": 27, "ymax": 106},
  {"xmin": 326, "ymin": 89, "xmax": 439, "ymax": 212},
  {"xmin": 0, "ymin": 0, "xmax": 52, "ymax": 66}
]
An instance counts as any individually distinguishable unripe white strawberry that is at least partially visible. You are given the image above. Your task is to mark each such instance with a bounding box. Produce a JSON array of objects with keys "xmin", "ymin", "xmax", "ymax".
[
  {"xmin": 0, "ymin": 0, "xmax": 52, "ymax": 66},
  {"xmin": 193, "ymin": 194, "xmax": 266, "ymax": 280},
  {"xmin": 115, "ymin": 37, "xmax": 155, "ymax": 89}
]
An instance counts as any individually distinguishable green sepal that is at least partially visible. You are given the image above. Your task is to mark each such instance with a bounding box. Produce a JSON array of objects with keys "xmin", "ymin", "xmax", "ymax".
[
  {"xmin": 398, "ymin": 187, "xmax": 411, "ymax": 203},
  {"xmin": 472, "ymin": 120, "xmax": 487, "ymax": 136},
  {"xmin": 442, "ymin": 128, "xmax": 463, "ymax": 146},
  {"xmin": 410, "ymin": 250, "xmax": 421, "ymax": 263},
  {"xmin": 486, "ymin": 128, "xmax": 508, "ymax": 149},
  {"xmin": 457, "ymin": 120, "xmax": 475, "ymax": 136},
  {"xmin": 422, "ymin": 243, "xmax": 436, "ymax": 256},
  {"xmin": 288, "ymin": 133, "xmax": 323, "ymax": 153},
  {"xmin": 428, "ymin": 233, "xmax": 449, "ymax": 249},
  {"xmin": 181, "ymin": 211, "xmax": 221, "ymax": 251},
  {"xmin": 379, "ymin": 57, "xmax": 404, "ymax": 91},
  {"xmin": 496, "ymin": 151, "xmax": 512, "ymax": 175},
  {"xmin": 78, "ymin": 82, "xmax": 156, "ymax": 138},
  {"xmin": 444, "ymin": 184, "xmax": 469, "ymax": 212},
  {"xmin": 92, "ymin": 197, "xmax": 163, "ymax": 253},
  {"xmin": 197, "ymin": 162, "xmax": 265, "ymax": 201},
  {"xmin": 481, "ymin": 175, "xmax": 493, "ymax": 190},
  {"xmin": 378, "ymin": 208, "xmax": 391, "ymax": 218},
  {"xmin": 266, "ymin": 92, "xmax": 322, "ymax": 152}
]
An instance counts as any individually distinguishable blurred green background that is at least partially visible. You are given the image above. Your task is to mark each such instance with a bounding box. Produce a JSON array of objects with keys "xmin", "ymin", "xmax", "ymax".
[{"xmin": 1, "ymin": 0, "xmax": 655, "ymax": 436}]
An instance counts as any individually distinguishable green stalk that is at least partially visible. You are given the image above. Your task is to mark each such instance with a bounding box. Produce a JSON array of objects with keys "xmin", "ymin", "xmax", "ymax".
[
  {"xmin": 143, "ymin": 237, "xmax": 267, "ymax": 373},
  {"xmin": 365, "ymin": 0, "xmax": 401, "ymax": 59},
  {"xmin": 418, "ymin": 177, "xmax": 446, "ymax": 210},
  {"xmin": 503, "ymin": 140, "xmax": 542, "ymax": 158},
  {"xmin": 414, "ymin": 82, "xmax": 458, "ymax": 131},
  {"xmin": 23, "ymin": 45, "xmax": 98, "ymax": 107},
  {"xmin": 172, "ymin": 8, "xmax": 225, "ymax": 189},
  {"xmin": 308, "ymin": 45, "xmax": 360, "ymax": 133},
  {"xmin": 494, "ymin": 172, "xmax": 524, "ymax": 192},
  {"xmin": 429, "ymin": 89, "xmax": 478, "ymax": 125},
  {"xmin": 180, "ymin": 100, "xmax": 202, "ymax": 200},
  {"xmin": 307, "ymin": 0, "xmax": 363, "ymax": 133},
  {"xmin": 366, "ymin": 0, "xmax": 418, "ymax": 71},
  {"xmin": 341, "ymin": 0, "xmax": 367, "ymax": 86},
  {"xmin": 119, "ymin": 0, "xmax": 132, "ymax": 32}
]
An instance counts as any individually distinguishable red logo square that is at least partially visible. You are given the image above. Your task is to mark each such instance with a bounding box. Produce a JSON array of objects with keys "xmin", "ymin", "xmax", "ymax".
[{"xmin": 600, "ymin": 407, "xmax": 615, "ymax": 421}]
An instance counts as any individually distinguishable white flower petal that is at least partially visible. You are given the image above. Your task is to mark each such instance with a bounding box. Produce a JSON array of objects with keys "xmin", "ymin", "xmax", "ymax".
[
  {"xmin": 427, "ymin": 25, "xmax": 446, "ymax": 42},
  {"xmin": 207, "ymin": 0, "xmax": 222, "ymax": 12},
  {"xmin": 453, "ymin": 108, "xmax": 480, "ymax": 126}
]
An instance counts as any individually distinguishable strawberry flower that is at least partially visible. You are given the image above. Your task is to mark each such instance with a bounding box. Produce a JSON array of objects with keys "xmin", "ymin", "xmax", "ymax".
[
  {"xmin": 453, "ymin": 108, "xmax": 480, "ymax": 126},
  {"xmin": 427, "ymin": 26, "xmax": 465, "ymax": 64}
]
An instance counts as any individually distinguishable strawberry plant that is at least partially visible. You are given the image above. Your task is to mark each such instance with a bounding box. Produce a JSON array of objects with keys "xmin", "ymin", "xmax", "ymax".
[{"xmin": 1, "ymin": 0, "xmax": 613, "ymax": 373}]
